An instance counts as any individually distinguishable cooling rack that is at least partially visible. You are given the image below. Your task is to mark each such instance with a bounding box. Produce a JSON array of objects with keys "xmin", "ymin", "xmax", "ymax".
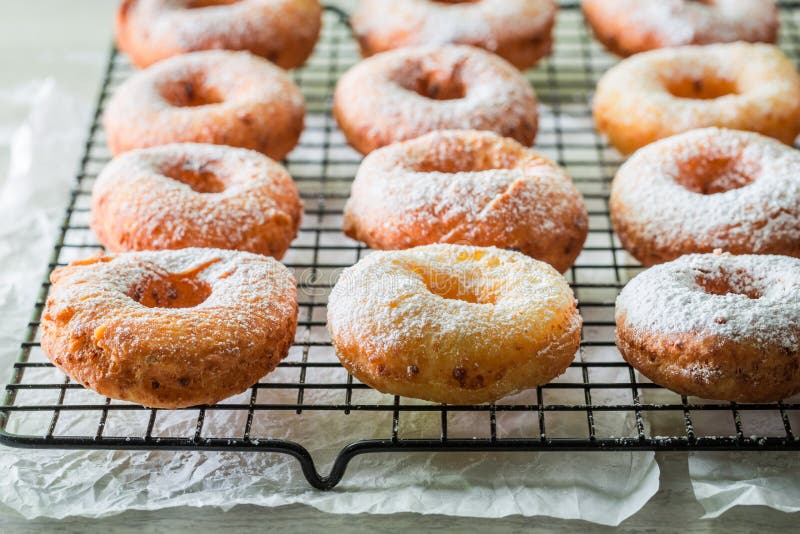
[{"xmin": 1, "ymin": 3, "xmax": 799, "ymax": 490}]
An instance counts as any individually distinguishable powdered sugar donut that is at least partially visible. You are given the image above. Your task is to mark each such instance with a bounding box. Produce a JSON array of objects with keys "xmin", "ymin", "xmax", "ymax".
[
  {"xmin": 582, "ymin": 0, "xmax": 778, "ymax": 57},
  {"xmin": 333, "ymin": 45, "xmax": 538, "ymax": 155},
  {"xmin": 343, "ymin": 130, "xmax": 588, "ymax": 273},
  {"xmin": 104, "ymin": 50, "xmax": 305, "ymax": 160},
  {"xmin": 116, "ymin": 0, "xmax": 322, "ymax": 69},
  {"xmin": 41, "ymin": 248, "xmax": 298, "ymax": 409},
  {"xmin": 593, "ymin": 42, "xmax": 800, "ymax": 155},
  {"xmin": 327, "ymin": 244, "xmax": 582, "ymax": 404},
  {"xmin": 616, "ymin": 251, "xmax": 800, "ymax": 402},
  {"xmin": 610, "ymin": 128, "xmax": 800, "ymax": 266},
  {"xmin": 91, "ymin": 144, "xmax": 302, "ymax": 258},
  {"xmin": 352, "ymin": 0, "xmax": 557, "ymax": 70}
]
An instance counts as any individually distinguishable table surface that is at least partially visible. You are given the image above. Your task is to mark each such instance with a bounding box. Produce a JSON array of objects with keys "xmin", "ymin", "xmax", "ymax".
[{"xmin": 0, "ymin": 1, "xmax": 798, "ymax": 532}]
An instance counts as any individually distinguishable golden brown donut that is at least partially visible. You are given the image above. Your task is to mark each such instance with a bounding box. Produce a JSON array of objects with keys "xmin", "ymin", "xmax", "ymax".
[
  {"xmin": 343, "ymin": 130, "xmax": 588, "ymax": 273},
  {"xmin": 333, "ymin": 45, "xmax": 538, "ymax": 155},
  {"xmin": 615, "ymin": 251, "xmax": 800, "ymax": 402},
  {"xmin": 41, "ymin": 248, "xmax": 298, "ymax": 409},
  {"xmin": 351, "ymin": 0, "xmax": 557, "ymax": 70},
  {"xmin": 610, "ymin": 128, "xmax": 800, "ymax": 266},
  {"xmin": 582, "ymin": 0, "xmax": 779, "ymax": 57},
  {"xmin": 116, "ymin": 0, "xmax": 322, "ymax": 69},
  {"xmin": 104, "ymin": 50, "xmax": 305, "ymax": 160},
  {"xmin": 593, "ymin": 43, "xmax": 800, "ymax": 155},
  {"xmin": 91, "ymin": 143, "xmax": 303, "ymax": 259},
  {"xmin": 327, "ymin": 244, "xmax": 582, "ymax": 404}
]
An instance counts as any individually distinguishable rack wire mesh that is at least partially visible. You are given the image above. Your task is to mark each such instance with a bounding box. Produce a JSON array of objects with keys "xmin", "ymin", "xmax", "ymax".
[{"xmin": 1, "ymin": 3, "xmax": 799, "ymax": 490}]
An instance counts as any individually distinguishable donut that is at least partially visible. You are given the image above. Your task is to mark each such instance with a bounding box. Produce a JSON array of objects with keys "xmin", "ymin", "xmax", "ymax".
[
  {"xmin": 582, "ymin": 0, "xmax": 779, "ymax": 57},
  {"xmin": 343, "ymin": 130, "xmax": 588, "ymax": 273},
  {"xmin": 327, "ymin": 244, "xmax": 582, "ymax": 404},
  {"xmin": 333, "ymin": 45, "xmax": 538, "ymax": 155},
  {"xmin": 351, "ymin": 0, "xmax": 557, "ymax": 70},
  {"xmin": 592, "ymin": 42, "xmax": 800, "ymax": 155},
  {"xmin": 104, "ymin": 50, "xmax": 305, "ymax": 160},
  {"xmin": 91, "ymin": 143, "xmax": 303, "ymax": 258},
  {"xmin": 41, "ymin": 248, "xmax": 298, "ymax": 409},
  {"xmin": 615, "ymin": 251, "xmax": 800, "ymax": 402},
  {"xmin": 610, "ymin": 128, "xmax": 800, "ymax": 266},
  {"xmin": 115, "ymin": 0, "xmax": 322, "ymax": 69}
]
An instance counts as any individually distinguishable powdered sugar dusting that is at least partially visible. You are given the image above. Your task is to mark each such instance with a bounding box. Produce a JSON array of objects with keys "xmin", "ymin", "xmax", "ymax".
[
  {"xmin": 327, "ymin": 244, "xmax": 580, "ymax": 365},
  {"xmin": 583, "ymin": 0, "xmax": 778, "ymax": 48},
  {"xmin": 117, "ymin": 0, "xmax": 322, "ymax": 68},
  {"xmin": 344, "ymin": 130, "xmax": 587, "ymax": 271},
  {"xmin": 616, "ymin": 252, "xmax": 800, "ymax": 351},
  {"xmin": 593, "ymin": 42, "xmax": 800, "ymax": 153},
  {"xmin": 45, "ymin": 247, "xmax": 297, "ymax": 359},
  {"xmin": 103, "ymin": 50, "xmax": 305, "ymax": 157},
  {"xmin": 334, "ymin": 45, "xmax": 538, "ymax": 152},
  {"xmin": 352, "ymin": 0, "xmax": 556, "ymax": 51},
  {"xmin": 610, "ymin": 128, "xmax": 800, "ymax": 255}
]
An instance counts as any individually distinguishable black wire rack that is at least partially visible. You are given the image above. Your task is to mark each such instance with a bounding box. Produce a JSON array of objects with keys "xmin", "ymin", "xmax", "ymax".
[{"xmin": 1, "ymin": 3, "xmax": 799, "ymax": 491}]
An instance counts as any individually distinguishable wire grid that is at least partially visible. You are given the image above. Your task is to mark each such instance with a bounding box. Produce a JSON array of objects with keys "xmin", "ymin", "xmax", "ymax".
[{"xmin": 1, "ymin": 4, "xmax": 799, "ymax": 489}]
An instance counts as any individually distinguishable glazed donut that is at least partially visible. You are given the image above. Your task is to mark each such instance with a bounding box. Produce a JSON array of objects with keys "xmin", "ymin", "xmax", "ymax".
[
  {"xmin": 343, "ymin": 130, "xmax": 588, "ymax": 273},
  {"xmin": 91, "ymin": 143, "xmax": 303, "ymax": 258},
  {"xmin": 582, "ymin": 0, "xmax": 778, "ymax": 57},
  {"xmin": 327, "ymin": 244, "xmax": 582, "ymax": 404},
  {"xmin": 593, "ymin": 42, "xmax": 800, "ymax": 155},
  {"xmin": 616, "ymin": 251, "xmax": 800, "ymax": 402},
  {"xmin": 610, "ymin": 128, "xmax": 800, "ymax": 266},
  {"xmin": 116, "ymin": 0, "xmax": 322, "ymax": 69},
  {"xmin": 333, "ymin": 45, "xmax": 538, "ymax": 155},
  {"xmin": 41, "ymin": 248, "xmax": 298, "ymax": 409},
  {"xmin": 351, "ymin": 0, "xmax": 557, "ymax": 70},
  {"xmin": 104, "ymin": 50, "xmax": 305, "ymax": 160}
]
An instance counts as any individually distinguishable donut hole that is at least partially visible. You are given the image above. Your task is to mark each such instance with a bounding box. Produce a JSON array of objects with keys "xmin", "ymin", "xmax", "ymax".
[
  {"xmin": 186, "ymin": 0, "xmax": 242, "ymax": 8},
  {"xmin": 130, "ymin": 273, "xmax": 212, "ymax": 308},
  {"xmin": 162, "ymin": 163, "xmax": 227, "ymax": 194},
  {"xmin": 399, "ymin": 68, "xmax": 467, "ymax": 101},
  {"xmin": 695, "ymin": 269, "xmax": 761, "ymax": 300},
  {"xmin": 159, "ymin": 76, "xmax": 224, "ymax": 107},
  {"xmin": 665, "ymin": 76, "xmax": 738, "ymax": 100},
  {"xmin": 414, "ymin": 266, "xmax": 496, "ymax": 304},
  {"xmin": 674, "ymin": 156, "xmax": 756, "ymax": 194}
]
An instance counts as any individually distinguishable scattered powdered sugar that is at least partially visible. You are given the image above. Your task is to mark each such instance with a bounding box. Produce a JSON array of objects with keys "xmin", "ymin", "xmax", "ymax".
[
  {"xmin": 334, "ymin": 45, "xmax": 538, "ymax": 148},
  {"xmin": 45, "ymin": 248, "xmax": 296, "ymax": 358},
  {"xmin": 610, "ymin": 128, "xmax": 800, "ymax": 253},
  {"xmin": 352, "ymin": 0, "xmax": 556, "ymax": 51},
  {"xmin": 345, "ymin": 130, "xmax": 586, "ymax": 254},
  {"xmin": 91, "ymin": 143, "xmax": 302, "ymax": 254},
  {"xmin": 120, "ymin": 0, "xmax": 321, "ymax": 63},
  {"xmin": 593, "ymin": 42, "xmax": 800, "ymax": 151},
  {"xmin": 583, "ymin": 0, "xmax": 778, "ymax": 47},
  {"xmin": 103, "ymin": 50, "xmax": 304, "ymax": 153},
  {"xmin": 616, "ymin": 251, "xmax": 800, "ymax": 351},
  {"xmin": 327, "ymin": 244, "xmax": 580, "ymax": 363}
]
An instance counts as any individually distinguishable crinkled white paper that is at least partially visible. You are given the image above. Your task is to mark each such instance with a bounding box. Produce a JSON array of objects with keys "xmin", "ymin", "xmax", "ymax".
[{"xmin": 0, "ymin": 80, "xmax": 661, "ymax": 525}]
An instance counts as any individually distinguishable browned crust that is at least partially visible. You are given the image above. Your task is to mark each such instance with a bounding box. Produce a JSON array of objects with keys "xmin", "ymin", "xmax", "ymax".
[
  {"xmin": 40, "ymin": 254, "xmax": 298, "ymax": 409},
  {"xmin": 90, "ymin": 149, "xmax": 303, "ymax": 259},
  {"xmin": 115, "ymin": 0, "xmax": 323, "ymax": 69},
  {"xmin": 581, "ymin": 0, "xmax": 779, "ymax": 58},
  {"xmin": 332, "ymin": 48, "xmax": 539, "ymax": 155},
  {"xmin": 355, "ymin": 25, "xmax": 555, "ymax": 72},
  {"xmin": 342, "ymin": 132, "xmax": 588, "ymax": 273},
  {"xmin": 616, "ymin": 313, "xmax": 800, "ymax": 402},
  {"xmin": 332, "ymin": 310, "xmax": 582, "ymax": 405},
  {"xmin": 609, "ymin": 194, "xmax": 800, "ymax": 267}
]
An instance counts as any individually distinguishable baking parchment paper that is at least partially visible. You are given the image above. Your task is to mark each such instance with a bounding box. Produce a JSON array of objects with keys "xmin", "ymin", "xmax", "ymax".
[{"xmin": 0, "ymin": 79, "xmax": 662, "ymax": 526}]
